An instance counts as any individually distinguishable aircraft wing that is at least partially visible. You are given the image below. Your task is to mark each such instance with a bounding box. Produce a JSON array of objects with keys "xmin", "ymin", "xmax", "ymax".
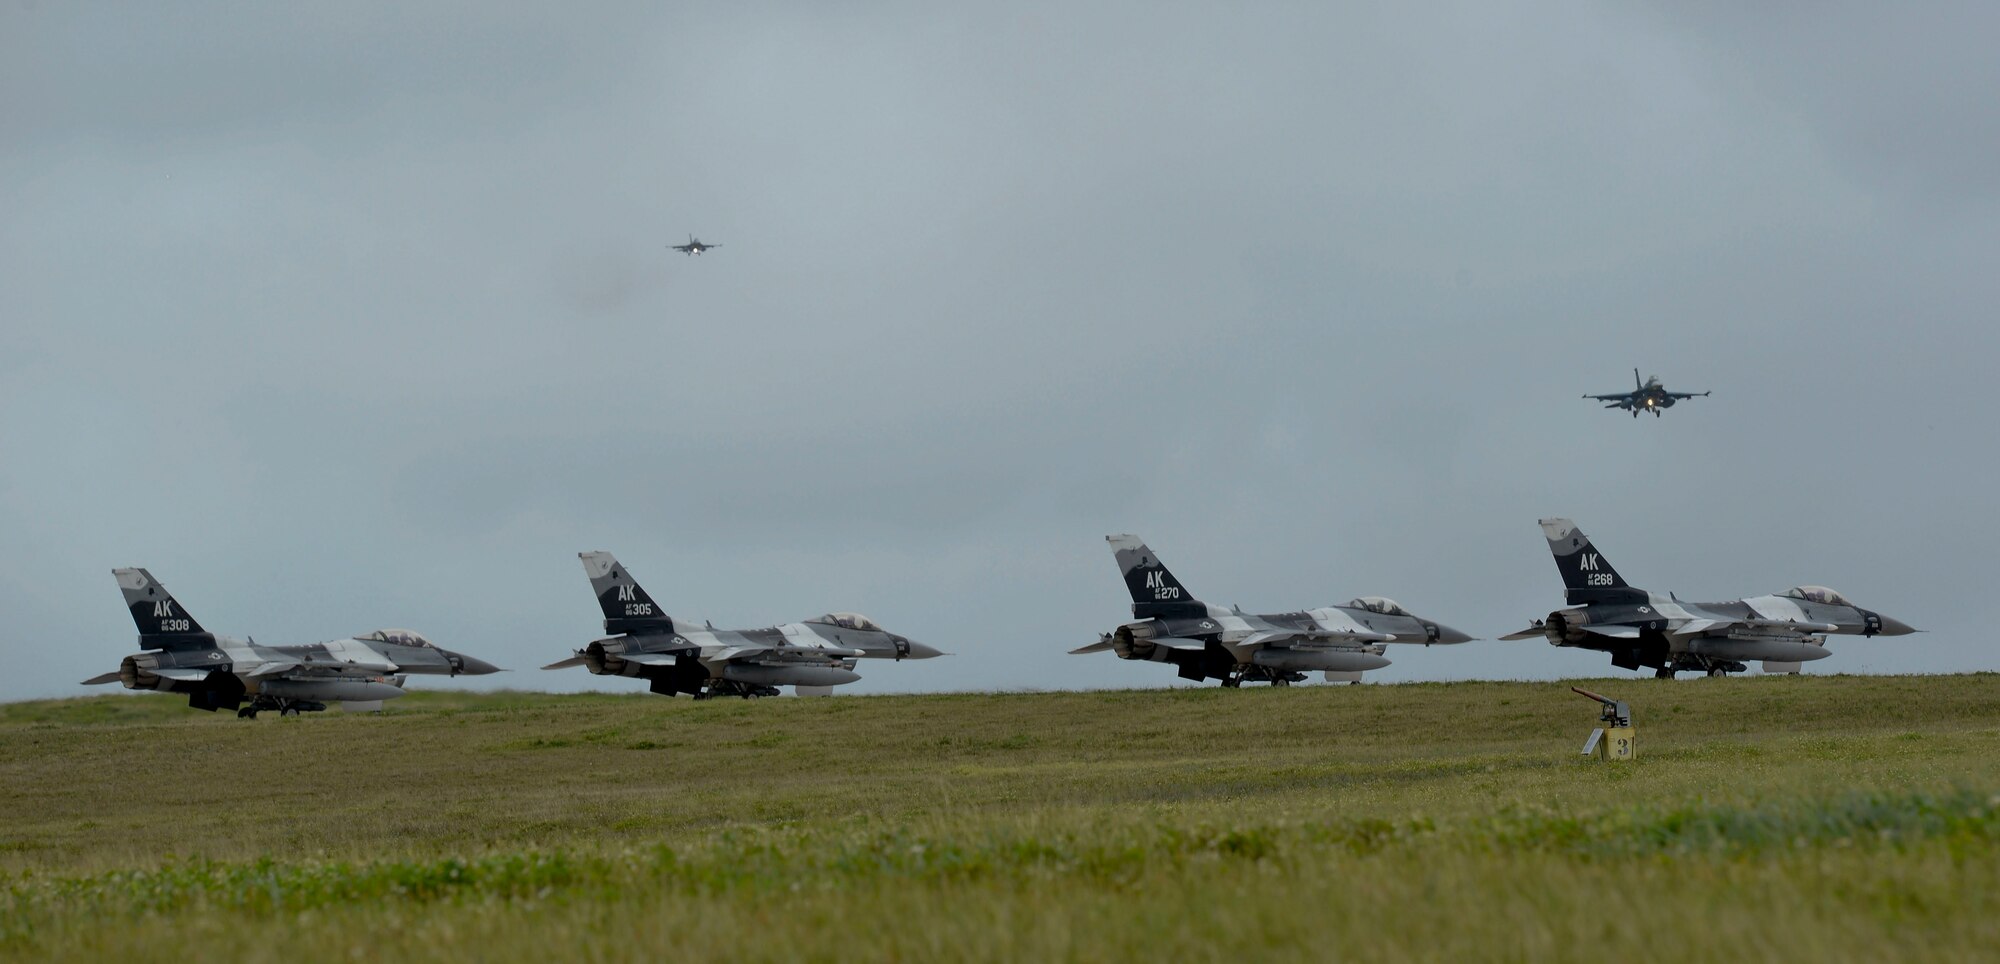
[
  {"xmin": 1585, "ymin": 393, "xmax": 1634, "ymax": 402},
  {"xmin": 1666, "ymin": 391, "xmax": 1709, "ymax": 399},
  {"xmin": 705, "ymin": 645, "xmax": 772, "ymax": 662},
  {"xmin": 1240, "ymin": 629, "xmax": 1395, "ymax": 648},
  {"xmin": 1579, "ymin": 624, "xmax": 1643, "ymax": 639},
  {"xmin": 623, "ymin": 651, "xmax": 693, "ymax": 666},
  {"xmin": 1674, "ymin": 617, "xmax": 1836, "ymax": 637}
]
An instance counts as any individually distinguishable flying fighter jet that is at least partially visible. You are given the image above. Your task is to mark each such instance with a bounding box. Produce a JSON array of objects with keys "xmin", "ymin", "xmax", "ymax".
[
  {"xmin": 1585, "ymin": 368, "xmax": 1709, "ymax": 417},
  {"xmin": 541, "ymin": 551, "xmax": 944, "ymax": 698},
  {"xmin": 1069, "ymin": 535, "xmax": 1473, "ymax": 687},
  {"xmin": 82, "ymin": 568, "xmax": 500, "ymax": 718},
  {"xmin": 671, "ymin": 235, "xmax": 721, "ymax": 255},
  {"xmin": 1501, "ymin": 519, "xmax": 1916, "ymax": 677}
]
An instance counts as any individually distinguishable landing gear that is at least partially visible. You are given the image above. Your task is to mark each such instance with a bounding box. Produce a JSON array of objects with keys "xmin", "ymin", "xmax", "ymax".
[
  {"xmin": 696, "ymin": 681, "xmax": 783, "ymax": 700},
  {"xmin": 1219, "ymin": 667, "xmax": 1307, "ymax": 688},
  {"xmin": 234, "ymin": 696, "xmax": 328, "ymax": 719},
  {"xmin": 1651, "ymin": 657, "xmax": 1748, "ymax": 680}
]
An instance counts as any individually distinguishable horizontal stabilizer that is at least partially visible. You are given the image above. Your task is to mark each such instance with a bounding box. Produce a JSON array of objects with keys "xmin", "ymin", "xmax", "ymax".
[
  {"xmin": 1498, "ymin": 625, "xmax": 1547, "ymax": 640},
  {"xmin": 79, "ymin": 671, "xmax": 122, "ymax": 685},
  {"xmin": 540, "ymin": 654, "xmax": 589, "ymax": 670},
  {"xmin": 1069, "ymin": 638, "xmax": 1115, "ymax": 655}
]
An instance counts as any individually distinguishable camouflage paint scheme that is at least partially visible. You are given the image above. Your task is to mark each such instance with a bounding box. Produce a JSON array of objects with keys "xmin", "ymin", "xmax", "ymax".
[
  {"xmin": 1070, "ymin": 535, "xmax": 1474, "ymax": 687},
  {"xmin": 1503, "ymin": 518, "xmax": 1917, "ymax": 677},
  {"xmin": 82, "ymin": 568, "xmax": 501, "ymax": 718},
  {"xmin": 542, "ymin": 551, "xmax": 943, "ymax": 698}
]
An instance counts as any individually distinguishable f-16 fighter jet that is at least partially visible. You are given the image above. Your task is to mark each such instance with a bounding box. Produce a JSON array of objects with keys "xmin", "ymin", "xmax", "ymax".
[
  {"xmin": 542, "ymin": 551, "xmax": 944, "ymax": 698},
  {"xmin": 1070, "ymin": 535, "xmax": 1473, "ymax": 687},
  {"xmin": 671, "ymin": 235, "xmax": 720, "ymax": 255},
  {"xmin": 1501, "ymin": 519, "xmax": 1916, "ymax": 677},
  {"xmin": 1585, "ymin": 368, "xmax": 1709, "ymax": 417},
  {"xmin": 82, "ymin": 568, "xmax": 500, "ymax": 718}
]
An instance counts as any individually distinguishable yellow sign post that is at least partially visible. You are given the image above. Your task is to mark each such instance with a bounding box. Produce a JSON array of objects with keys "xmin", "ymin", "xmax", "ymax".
[{"xmin": 1573, "ymin": 686, "xmax": 1636, "ymax": 761}]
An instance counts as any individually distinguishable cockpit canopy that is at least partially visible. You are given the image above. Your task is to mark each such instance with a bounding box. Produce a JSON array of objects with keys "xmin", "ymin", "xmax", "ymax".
[
  {"xmin": 359, "ymin": 628, "xmax": 436, "ymax": 648},
  {"xmin": 1346, "ymin": 596, "xmax": 1411, "ymax": 616},
  {"xmin": 818, "ymin": 612, "xmax": 883, "ymax": 632},
  {"xmin": 1782, "ymin": 586, "xmax": 1852, "ymax": 607}
]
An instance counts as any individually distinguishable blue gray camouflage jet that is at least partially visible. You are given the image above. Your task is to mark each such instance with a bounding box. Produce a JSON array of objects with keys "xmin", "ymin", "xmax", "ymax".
[
  {"xmin": 82, "ymin": 568, "xmax": 500, "ymax": 718},
  {"xmin": 1070, "ymin": 535, "xmax": 1474, "ymax": 686},
  {"xmin": 1502, "ymin": 519, "xmax": 1917, "ymax": 677},
  {"xmin": 542, "ymin": 551, "xmax": 945, "ymax": 698},
  {"xmin": 1585, "ymin": 368, "xmax": 1710, "ymax": 417},
  {"xmin": 671, "ymin": 235, "xmax": 720, "ymax": 255}
]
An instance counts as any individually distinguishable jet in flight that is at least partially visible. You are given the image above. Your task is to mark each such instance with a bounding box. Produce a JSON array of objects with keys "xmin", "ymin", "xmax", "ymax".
[
  {"xmin": 542, "ymin": 551, "xmax": 944, "ymax": 698},
  {"xmin": 1586, "ymin": 369, "xmax": 1709, "ymax": 417},
  {"xmin": 82, "ymin": 568, "xmax": 500, "ymax": 718},
  {"xmin": 671, "ymin": 235, "xmax": 721, "ymax": 255},
  {"xmin": 1501, "ymin": 519, "xmax": 1916, "ymax": 677},
  {"xmin": 1070, "ymin": 535, "xmax": 1473, "ymax": 687}
]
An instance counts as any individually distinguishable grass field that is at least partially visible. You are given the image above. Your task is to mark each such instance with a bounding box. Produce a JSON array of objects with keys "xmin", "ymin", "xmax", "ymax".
[{"xmin": 3, "ymin": 674, "xmax": 1998, "ymax": 961}]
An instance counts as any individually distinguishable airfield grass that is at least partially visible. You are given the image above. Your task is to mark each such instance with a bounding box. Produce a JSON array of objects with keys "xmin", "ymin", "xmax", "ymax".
[{"xmin": 2, "ymin": 675, "xmax": 1998, "ymax": 961}]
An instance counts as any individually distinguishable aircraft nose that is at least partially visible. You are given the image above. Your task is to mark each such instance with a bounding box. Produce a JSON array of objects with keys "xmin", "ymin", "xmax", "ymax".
[
  {"xmin": 897, "ymin": 638, "xmax": 946, "ymax": 659},
  {"xmin": 449, "ymin": 652, "xmax": 503, "ymax": 675},
  {"xmin": 1870, "ymin": 613, "xmax": 1917, "ymax": 636},
  {"xmin": 1427, "ymin": 622, "xmax": 1476, "ymax": 644}
]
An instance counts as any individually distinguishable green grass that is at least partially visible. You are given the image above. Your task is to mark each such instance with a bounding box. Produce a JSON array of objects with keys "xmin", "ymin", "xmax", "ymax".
[{"xmin": 2, "ymin": 674, "xmax": 1998, "ymax": 960}]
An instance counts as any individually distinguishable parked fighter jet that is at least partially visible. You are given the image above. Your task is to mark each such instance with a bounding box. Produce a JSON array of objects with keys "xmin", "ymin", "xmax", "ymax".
[
  {"xmin": 1585, "ymin": 368, "xmax": 1709, "ymax": 417},
  {"xmin": 542, "ymin": 551, "xmax": 943, "ymax": 698},
  {"xmin": 671, "ymin": 235, "xmax": 720, "ymax": 255},
  {"xmin": 1070, "ymin": 535, "xmax": 1473, "ymax": 686},
  {"xmin": 1502, "ymin": 519, "xmax": 1915, "ymax": 677},
  {"xmin": 82, "ymin": 568, "xmax": 500, "ymax": 718}
]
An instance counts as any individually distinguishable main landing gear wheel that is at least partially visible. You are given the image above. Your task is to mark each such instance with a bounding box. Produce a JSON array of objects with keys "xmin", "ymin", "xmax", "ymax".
[
  {"xmin": 1271, "ymin": 678, "xmax": 1290, "ymax": 688},
  {"xmin": 1706, "ymin": 668, "xmax": 1727, "ymax": 678},
  {"xmin": 236, "ymin": 707, "xmax": 257, "ymax": 719}
]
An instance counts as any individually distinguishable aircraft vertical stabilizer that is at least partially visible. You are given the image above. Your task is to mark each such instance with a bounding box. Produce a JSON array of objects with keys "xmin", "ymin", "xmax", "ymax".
[{"xmin": 1539, "ymin": 519, "xmax": 1646, "ymax": 605}]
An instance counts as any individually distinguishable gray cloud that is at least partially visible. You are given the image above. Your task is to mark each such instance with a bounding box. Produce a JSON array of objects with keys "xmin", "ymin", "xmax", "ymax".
[{"xmin": 3, "ymin": 2, "xmax": 1994, "ymax": 700}]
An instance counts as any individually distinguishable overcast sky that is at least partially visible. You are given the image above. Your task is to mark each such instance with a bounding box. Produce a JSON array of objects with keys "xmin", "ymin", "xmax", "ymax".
[{"xmin": 4, "ymin": 2, "xmax": 1995, "ymax": 701}]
